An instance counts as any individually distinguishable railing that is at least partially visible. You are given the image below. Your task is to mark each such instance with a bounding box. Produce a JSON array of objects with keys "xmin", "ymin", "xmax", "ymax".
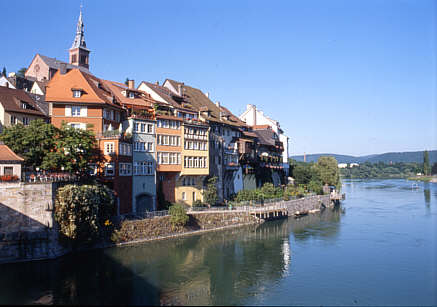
[
  {"xmin": 120, "ymin": 210, "xmax": 169, "ymax": 220},
  {"xmin": 24, "ymin": 172, "xmax": 79, "ymax": 183}
]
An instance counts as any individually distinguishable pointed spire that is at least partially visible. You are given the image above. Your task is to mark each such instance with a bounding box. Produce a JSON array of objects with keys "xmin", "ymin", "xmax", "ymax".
[{"xmin": 71, "ymin": 5, "xmax": 88, "ymax": 50}]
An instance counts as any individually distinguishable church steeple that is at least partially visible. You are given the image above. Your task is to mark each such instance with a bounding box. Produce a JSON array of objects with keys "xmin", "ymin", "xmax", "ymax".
[{"xmin": 69, "ymin": 5, "xmax": 90, "ymax": 69}]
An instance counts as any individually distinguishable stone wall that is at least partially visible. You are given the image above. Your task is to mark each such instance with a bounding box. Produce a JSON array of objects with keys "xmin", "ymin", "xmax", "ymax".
[
  {"xmin": 0, "ymin": 182, "xmax": 69, "ymax": 263},
  {"xmin": 284, "ymin": 194, "xmax": 332, "ymax": 215},
  {"xmin": 114, "ymin": 211, "xmax": 259, "ymax": 243}
]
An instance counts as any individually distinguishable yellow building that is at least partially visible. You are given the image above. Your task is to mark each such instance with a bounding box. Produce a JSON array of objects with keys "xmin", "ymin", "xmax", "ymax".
[{"xmin": 175, "ymin": 119, "xmax": 209, "ymax": 205}]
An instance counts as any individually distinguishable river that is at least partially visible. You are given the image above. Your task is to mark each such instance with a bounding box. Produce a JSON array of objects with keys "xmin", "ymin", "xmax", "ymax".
[{"xmin": 0, "ymin": 179, "xmax": 435, "ymax": 305}]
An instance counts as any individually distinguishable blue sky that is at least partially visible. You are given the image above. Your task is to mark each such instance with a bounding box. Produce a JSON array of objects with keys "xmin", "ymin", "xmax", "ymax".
[{"xmin": 1, "ymin": 0, "xmax": 435, "ymax": 156}]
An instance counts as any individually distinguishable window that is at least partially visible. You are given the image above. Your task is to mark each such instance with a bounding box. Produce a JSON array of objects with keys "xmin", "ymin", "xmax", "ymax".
[
  {"xmin": 147, "ymin": 142, "xmax": 153, "ymax": 152},
  {"xmin": 10, "ymin": 116, "xmax": 17, "ymax": 125},
  {"xmin": 115, "ymin": 111, "xmax": 120, "ymax": 122},
  {"xmin": 129, "ymin": 92, "xmax": 135, "ymax": 99},
  {"xmin": 23, "ymin": 117, "xmax": 29, "ymax": 125},
  {"xmin": 119, "ymin": 163, "xmax": 132, "ymax": 176},
  {"xmin": 193, "ymin": 192, "xmax": 196, "ymax": 201},
  {"xmin": 119, "ymin": 143, "xmax": 132, "ymax": 156},
  {"xmin": 72, "ymin": 106, "xmax": 81, "ymax": 116},
  {"xmin": 158, "ymin": 152, "xmax": 180, "ymax": 165},
  {"xmin": 147, "ymin": 124, "xmax": 153, "ymax": 133},
  {"xmin": 73, "ymin": 90, "xmax": 81, "ymax": 98},
  {"xmin": 104, "ymin": 142, "xmax": 115, "ymax": 155},
  {"xmin": 69, "ymin": 123, "xmax": 85, "ymax": 130},
  {"xmin": 4, "ymin": 166, "xmax": 13, "ymax": 176},
  {"xmin": 104, "ymin": 163, "xmax": 115, "ymax": 176},
  {"xmin": 182, "ymin": 192, "xmax": 186, "ymax": 200},
  {"xmin": 21, "ymin": 102, "xmax": 27, "ymax": 109},
  {"xmin": 134, "ymin": 123, "xmax": 139, "ymax": 132},
  {"xmin": 141, "ymin": 123, "xmax": 146, "ymax": 132}
]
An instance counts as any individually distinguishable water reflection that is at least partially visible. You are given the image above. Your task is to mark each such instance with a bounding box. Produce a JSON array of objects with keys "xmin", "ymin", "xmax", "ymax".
[{"xmin": 0, "ymin": 208, "xmax": 343, "ymax": 306}]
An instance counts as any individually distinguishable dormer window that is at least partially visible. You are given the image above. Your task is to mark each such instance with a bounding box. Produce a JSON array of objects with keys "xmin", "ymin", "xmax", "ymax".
[
  {"xmin": 73, "ymin": 90, "xmax": 81, "ymax": 98},
  {"xmin": 129, "ymin": 92, "xmax": 135, "ymax": 99},
  {"xmin": 21, "ymin": 102, "xmax": 27, "ymax": 109}
]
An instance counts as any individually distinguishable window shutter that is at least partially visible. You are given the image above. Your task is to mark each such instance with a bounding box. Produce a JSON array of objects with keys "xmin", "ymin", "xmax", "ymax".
[
  {"xmin": 65, "ymin": 106, "xmax": 71, "ymax": 116},
  {"xmin": 80, "ymin": 106, "xmax": 88, "ymax": 117}
]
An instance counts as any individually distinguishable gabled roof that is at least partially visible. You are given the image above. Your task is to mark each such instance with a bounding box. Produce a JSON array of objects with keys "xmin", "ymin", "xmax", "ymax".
[
  {"xmin": 0, "ymin": 86, "xmax": 46, "ymax": 117},
  {"xmin": 0, "ymin": 142, "xmax": 24, "ymax": 162},
  {"xmin": 163, "ymin": 79, "xmax": 243, "ymax": 127},
  {"xmin": 102, "ymin": 80, "xmax": 155, "ymax": 109},
  {"xmin": 45, "ymin": 69, "xmax": 121, "ymax": 108},
  {"xmin": 139, "ymin": 81, "xmax": 182, "ymax": 107},
  {"xmin": 25, "ymin": 54, "xmax": 91, "ymax": 77}
]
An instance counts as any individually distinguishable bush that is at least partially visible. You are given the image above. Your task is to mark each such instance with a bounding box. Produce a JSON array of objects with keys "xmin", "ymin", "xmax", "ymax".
[
  {"xmin": 308, "ymin": 179, "xmax": 323, "ymax": 195},
  {"xmin": 192, "ymin": 200, "xmax": 205, "ymax": 207},
  {"xmin": 169, "ymin": 203, "xmax": 189, "ymax": 227},
  {"xmin": 204, "ymin": 176, "xmax": 218, "ymax": 206},
  {"xmin": 54, "ymin": 183, "xmax": 115, "ymax": 245}
]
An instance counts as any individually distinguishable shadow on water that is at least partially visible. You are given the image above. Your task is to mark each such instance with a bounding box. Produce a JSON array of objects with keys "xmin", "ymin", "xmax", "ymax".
[{"xmin": 0, "ymin": 249, "xmax": 161, "ymax": 305}]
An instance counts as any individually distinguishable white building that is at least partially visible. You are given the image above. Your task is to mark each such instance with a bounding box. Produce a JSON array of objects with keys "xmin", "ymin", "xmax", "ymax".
[{"xmin": 239, "ymin": 104, "xmax": 290, "ymax": 176}]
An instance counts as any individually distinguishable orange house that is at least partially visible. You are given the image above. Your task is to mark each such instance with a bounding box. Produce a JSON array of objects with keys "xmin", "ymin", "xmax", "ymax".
[{"xmin": 45, "ymin": 68, "xmax": 133, "ymax": 214}]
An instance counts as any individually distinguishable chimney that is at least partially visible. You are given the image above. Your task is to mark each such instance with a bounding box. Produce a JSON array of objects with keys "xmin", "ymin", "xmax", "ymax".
[
  {"xmin": 216, "ymin": 101, "xmax": 220, "ymax": 108},
  {"xmin": 60, "ymin": 63, "xmax": 67, "ymax": 75},
  {"xmin": 128, "ymin": 79, "xmax": 135, "ymax": 89},
  {"xmin": 205, "ymin": 92, "xmax": 210, "ymax": 98},
  {"xmin": 178, "ymin": 84, "xmax": 183, "ymax": 96}
]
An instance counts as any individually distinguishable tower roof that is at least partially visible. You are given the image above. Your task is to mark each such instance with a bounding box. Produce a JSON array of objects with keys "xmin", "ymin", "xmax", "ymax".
[{"xmin": 70, "ymin": 7, "xmax": 89, "ymax": 51}]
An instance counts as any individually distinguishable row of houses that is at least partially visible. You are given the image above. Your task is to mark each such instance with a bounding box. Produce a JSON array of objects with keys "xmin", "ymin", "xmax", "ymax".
[{"xmin": 0, "ymin": 9, "xmax": 290, "ymax": 214}]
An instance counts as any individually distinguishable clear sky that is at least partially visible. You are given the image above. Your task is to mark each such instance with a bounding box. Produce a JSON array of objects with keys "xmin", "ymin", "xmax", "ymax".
[{"xmin": 1, "ymin": 0, "xmax": 435, "ymax": 156}]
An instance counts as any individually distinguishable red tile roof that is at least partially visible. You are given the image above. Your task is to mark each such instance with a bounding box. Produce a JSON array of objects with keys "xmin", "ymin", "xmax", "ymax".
[{"xmin": 0, "ymin": 142, "xmax": 24, "ymax": 162}]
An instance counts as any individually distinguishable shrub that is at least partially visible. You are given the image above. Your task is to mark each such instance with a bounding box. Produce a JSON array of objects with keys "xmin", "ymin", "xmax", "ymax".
[
  {"xmin": 54, "ymin": 183, "xmax": 115, "ymax": 245},
  {"xmin": 308, "ymin": 179, "xmax": 323, "ymax": 195},
  {"xmin": 204, "ymin": 176, "xmax": 218, "ymax": 206},
  {"xmin": 169, "ymin": 203, "xmax": 189, "ymax": 227},
  {"xmin": 192, "ymin": 200, "xmax": 205, "ymax": 207}
]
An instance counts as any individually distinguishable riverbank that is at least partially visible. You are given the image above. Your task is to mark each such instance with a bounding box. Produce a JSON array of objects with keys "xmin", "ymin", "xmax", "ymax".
[
  {"xmin": 0, "ymin": 194, "xmax": 333, "ymax": 264},
  {"xmin": 407, "ymin": 175, "xmax": 437, "ymax": 182}
]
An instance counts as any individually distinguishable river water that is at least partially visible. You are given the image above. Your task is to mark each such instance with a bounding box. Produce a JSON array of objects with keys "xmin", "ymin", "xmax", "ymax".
[{"xmin": 0, "ymin": 179, "xmax": 436, "ymax": 305}]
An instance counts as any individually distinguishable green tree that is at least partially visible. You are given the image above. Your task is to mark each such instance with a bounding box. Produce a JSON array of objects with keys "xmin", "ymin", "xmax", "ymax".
[
  {"xmin": 204, "ymin": 176, "xmax": 218, "ymax": 205},
  {"xmin": 0, "ymin": 119, "xmax": 58, "ymax": 169},
  {"xmin": 16, "ymin": 67, "xmax": 27, "ymax": 77},
  {"xmin": 315, "ymin": 156, "xmax": 341, "ymax": 189},
  {"xmin": 0, "ymin": 120, "xmax": 100, "ymax": 174},
  {"xmin": 1, "ymin": 67, "xmax": 6, "ymax": 76},
  {"xmin": 292, "ymin": 163, "xmax": 313, "ymax": 185},
  {"xmin": 54, "ymin": 184, "xmax": 115, "ymax": 245},
  {"xmin": 44, "ymin": 123, "xmax": 100, "ymax": 175},
  {"xmin": 169, "ymin": 203, "xmax": 189, "ymax": 227},
  {"xmin": 423, "ymin": 150, "xmax": 431, "ymax": 176}
]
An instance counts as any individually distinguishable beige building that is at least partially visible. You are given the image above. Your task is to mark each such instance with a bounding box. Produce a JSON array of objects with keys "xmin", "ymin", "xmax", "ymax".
[
  {"xmin": 0, "ymin": 142, "xmax": 24, "ymax": 180},
  {"xmin": 0, "ymin": 86, "xmax": 47, "ymax": 133}
]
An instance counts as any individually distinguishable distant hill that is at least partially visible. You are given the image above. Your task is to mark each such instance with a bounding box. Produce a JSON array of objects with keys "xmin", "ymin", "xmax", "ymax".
[{"xmin": 291, "ymin": 150, "xmax": 437, "ymax": 164}]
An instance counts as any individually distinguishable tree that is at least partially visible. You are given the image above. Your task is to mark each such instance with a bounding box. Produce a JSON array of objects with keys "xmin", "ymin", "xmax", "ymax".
[
  {"xmin": 423, "ymin": 150, "xmax": 431, "ymax": 176},
  {"xmin": 16, "ymin": 67, "xmax": 27, "ymax": 77},
  {"xmin": 44, "ymin": 123, "xmax": 100, "ymax": 176},
  {"xmin": 204, "ymin": 176, "xmax": 218, "ymax": 206},
  {"xmin": 0, "ymin": 119, "xmax": 58, "ymax": 169},
  {"xmin": 292, "ymin": 163, "xmax": 313, "ymax": 185},
  {"xmin": 1, "ymin": 67, "xmax": 6, "ymax": 76},
  {"xmin": 0, "ymin": 120, "xmax": 100, "ymax": 174},
  {"xmin": 315, "ymin": 156, "xmax": 341, "ymax": 189}
]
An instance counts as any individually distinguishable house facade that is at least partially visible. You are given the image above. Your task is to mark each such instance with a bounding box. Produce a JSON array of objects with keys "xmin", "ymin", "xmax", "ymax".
[
  {"xmin": 0, "ymin": 86, "xmax": 47, "ymax": 133},
  {"xmin": 239, "ymin": 104, "xmax": 290, "ymax": 177},
  {"xmin": 0, "ymin": 142, "xmax": 24, "ymax": 180},
  {"xmin": 45, "ymin": 68, "xmax": 133, "ymax": 213}
]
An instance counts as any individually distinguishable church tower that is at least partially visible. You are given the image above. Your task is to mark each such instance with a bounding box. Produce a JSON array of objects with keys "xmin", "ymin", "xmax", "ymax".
[{"xmin": 69, "ymin": 6, "xmax": 90, "ymax": 69}]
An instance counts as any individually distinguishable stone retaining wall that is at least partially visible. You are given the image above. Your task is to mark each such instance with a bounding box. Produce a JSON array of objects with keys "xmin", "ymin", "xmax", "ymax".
[
  {"xmin": 114, "ymin": 211, "xmax": 259, "ymax": 243},
  {"xmin": 0, "ymin": 182, "xmax": 68, "ymax": 263},
  {"xmin": 284, "ymin": 194, "xmax": 332, "ymax": 215}
]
